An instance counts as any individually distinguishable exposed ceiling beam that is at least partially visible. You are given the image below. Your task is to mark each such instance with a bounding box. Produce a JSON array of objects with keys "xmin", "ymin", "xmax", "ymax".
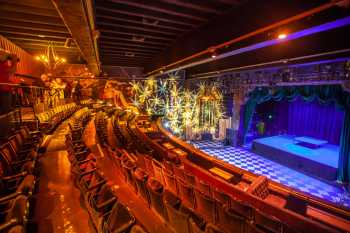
[
  {"xmin": 100, "ymin": 41, "xmax": 163, "ymax": 50},
  {"xmin": 0, "ymin": 10, "xmax": 64, "ymax": 26},
  {"xmin": 96, "ymin": 5, "xmax": 197, "ymax": 27},
  {"xmin": 108, "ymin": 0, "xmax": 208, "ymax": 22},
  {"xmin": 161, "ymin": 0, "xmax": 223, "ymax": 14},
  {"xmin": 0, "ymin": 19, "xmax": 68, "ymax": 33},
  {"xmin": 0, "ymin": 2, "xmax": 60, "ymax": 17},
  {"xmin": 0, "ymin": 0, "xmax": 56, "ymax": 10},
  {"xmin": 100, "ymin": 28, "xmax": 174, "ymax": 41},
  {"xmin": 96, "ymin": 12, "xmax": 189, "ymax": 32},
  {"xmin": 0, "ymin": 26, "xmax": 70, "ymax": 39},
  {"xmin": 98, "ymin": 21, "xmax": 179, "ymax": 36},
  {"xmin": 8, "ymin": 37, "xmax": 66, "ymax": 45},
  {"xmin": 20, "ymin": 43, "xmax": 78, "ymax": 50},
  {"xmin": 51, "ymin": 0, "xmax": 100, "ymax": 74},
  {"xmin": 3, "ymin": 34, "xmax": 67, "ymax": 43},
  {"xmin": 102, "ymin": 52, "xmax": 153, "ymax": 58},
  {"xmin": 100, "ymin": 35, "xmax": 169, "ymax": 46},
  {"xmin": 101, "ymin": 45, "xmax": 159, "ymax": 53}
]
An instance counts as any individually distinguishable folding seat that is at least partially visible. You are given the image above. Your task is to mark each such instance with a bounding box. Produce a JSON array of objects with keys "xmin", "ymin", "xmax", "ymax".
[
  {"xmin": 0, "ymin": 143, "xmax": 35, "ymax": 176},
  {"xmin": 133, "ymin": 168, "xmax": 150, "ymax": 206},
  {"xmin": 163, "ymin": 159, "xmax": 174, "ymax": 174},
  {"xmin": 163, "ymin": 170, "xmax": 178, "ymax": 194},
  {"xmin": 230, "ymin": 198, "xmax": 254, "ymax": 221},
  {"xmin": 102, "ymin": 201, "xmax": 135, "ymax": 233},
  {"xmin": 87, "ymin": 184, "xmax": 117, "ymax": 227},
  {"xmin": 78, "ymin": 168, "xmax": 106, "ymax": 193},
  {"xmin": 184, "ymin": 171, "xmax": 196, "ymax": 187},
  {"xmin": 177, "ymin": 179, "xmax": 196, "ymax": 209},
  {"xmin": 121, "ymin": 159, "xmax": 136, "ymax": 186},
  {"xmin": 147, "ymin": 178, "xmax": 167, "ymax": 220},
  {"xmin": 164, "ymin": 199, "xmax": 190, "ymax": 233},
  {"xmin": 143, "ymin": 155, "xmax": 154, "ymax": 177},
  {"xmin": 252, "ymin": 210, "xmax": 282, "ymax": 233},
  {"xmin": 0, "ymin": 195, "xmax": 30, "ymax": 233},
  {"xmin": 18, "ymin": 127, "xmax": 42, "ymax": 145},
  {"xmin": 130, "ymin": 225, "xmax": 147, "ymax": 233},
  {"xmin": 173, "ymin": 164, "xmax": 185, "ymax": 181},
  {"xmin": 197, "ymin": 180, "xmax": 211, "ymax": 197},
  {"xmin": 8, "ymin": 135, "xmax": 37, "ymax": 161},
  {"xmin": 213, "ymin": 189, "xmax": 231, "ymax": 207},
  {"xmin": 216, "ymin": 203, "xmax": 246, "ymax": 233},
  {"xmin": 152, "ymin": 159, "xmax": 164, "ymax": 185},
  {"xmin": 194, "ymin": 189, "xmax": 216, "ymax": 223},
  {"xmin": 205, "ymin": 223, "xmax": 225, "ymax": 233},
  {"xmin": 189, "ymin": 218, "xmax": 205, "ymax": 233}
]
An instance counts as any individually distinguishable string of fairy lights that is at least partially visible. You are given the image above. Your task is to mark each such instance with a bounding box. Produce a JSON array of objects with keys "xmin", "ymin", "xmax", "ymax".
[{"xmin": 130, "ymin": 77, "xmax": 224, "ymax": 137}]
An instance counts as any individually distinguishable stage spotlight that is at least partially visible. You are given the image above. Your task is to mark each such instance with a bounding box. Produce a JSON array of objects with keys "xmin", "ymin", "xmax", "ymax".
[{"xmin": 278, "ymin": 33, "xmax": 287, "ymax": 39}]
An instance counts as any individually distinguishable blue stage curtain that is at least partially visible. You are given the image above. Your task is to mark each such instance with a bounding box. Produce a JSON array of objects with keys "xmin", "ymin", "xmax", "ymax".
[
  {"xmin": 287, "ymin": 98, "xmax": 344, "ymax": 144},
  {"xmin": 240, "ymin": 85, "xmax": 350, "ymax": 182},
  {"xmin": 338, "ymin": 110, "xmax": 350, "ymax": 183}
]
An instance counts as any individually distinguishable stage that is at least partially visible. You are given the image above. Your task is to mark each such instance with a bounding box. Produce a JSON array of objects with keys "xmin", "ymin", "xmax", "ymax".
[{"xmin": 252, "ymin": 135, "xmax": 339, "ymax": 181}]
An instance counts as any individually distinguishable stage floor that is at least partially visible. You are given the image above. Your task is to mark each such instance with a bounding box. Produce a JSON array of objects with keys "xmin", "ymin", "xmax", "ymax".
[
  {"xmin": 191, "ymin": 140, "xmax": 350, "ymax": 209},
  {"xmin": 253, "ymin": 135, "xmax": 339, "ymax": 169}
]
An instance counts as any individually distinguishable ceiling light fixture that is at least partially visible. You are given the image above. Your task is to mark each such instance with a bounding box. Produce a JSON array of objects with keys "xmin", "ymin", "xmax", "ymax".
[
  {"xmin": 278, "ymin": 33, "xmax": 287, "ymax": 39},
  {"xmin": 35, "ymin": 42, "xmax": 66, "ymax": 72}
]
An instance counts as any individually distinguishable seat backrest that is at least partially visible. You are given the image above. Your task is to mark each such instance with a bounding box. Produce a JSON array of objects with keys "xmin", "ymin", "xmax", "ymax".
[
  {"xmin": 5, "ymin": 194, "xmax": 29, "ymax": 225},
  {"xmin": 184, "ymin": 171, "xmax": 196, "ymax": 186},
  {"xmin": 189, "ymin": 218, "xmax": 205, "ymax": 233},
  {"xmin": 165, "ymin": 201, "xmax": 190, "ymax": 233},
  {"xmin": 147, "ymin": 178, "xmax": 166, "ymax": 219},
  {"xmin": 0, "ymin": 142, "xmax": 17, "ymax": 170},
  {"xmin": 230, "ymin": 198, "xmax": 253, "ymax": 220},
  {"xmin": 163, "ymin": 170, "xmax": 178, "ymax": 195},
  {"xmin": 7, "ymin": 225, "xmax": 25, "ymax": 233},
  {"xmin": 177, "ymin": 179, "xmax": 195, "ymax": 209},
  {"xmin": 213, "ymin": 188, "xmax": 231, "ymax": 206},
  {"xmin": 152, "ymin": 159, "xmax": 164, "ymax": 185},
  {"xmin": 130, "ymin": 225, "xmax": 147, "ymax": 233},
  {"xmin": 205, "ymin": 223, "xmax": 225, "ymax": 233},
  {"xmin": 254, "ymin": 210, "xmax": 282, "ymax": 233},
  {"xmin": 194, "ymin": 189, "xmax": 216, "ymax": 223},
  {"xmin": 197, "ymin": 180, "xmax": 211, "ymax": 197},
  {"xmin": 247, "ymin": 176, "xmax": 269, "ymax": 200},
  {"xmin": 173, "ymin": 164, "xmax": 185, "ymax": 180},
  {"xmin": 105, "ymin": 200, "xmax": 135, "ymax": 232},
  {"xmin": 217, "ymin": 203, "xmax": 245, "ymax": 233}
]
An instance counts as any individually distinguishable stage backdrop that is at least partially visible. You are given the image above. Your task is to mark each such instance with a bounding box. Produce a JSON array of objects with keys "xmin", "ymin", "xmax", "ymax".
[
  {"xmin": 239, "ymin": 85, "xmax": 350, "ymax": 183},
  {"xmin": 254, "ymin": 97, "xmax": 344, "ymax": 144}
]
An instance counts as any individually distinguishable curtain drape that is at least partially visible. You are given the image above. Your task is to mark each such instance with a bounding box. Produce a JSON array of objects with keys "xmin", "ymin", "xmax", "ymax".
[{"xmin": 239, "ymin": 85, "xmax": 350, "ymax": 182}]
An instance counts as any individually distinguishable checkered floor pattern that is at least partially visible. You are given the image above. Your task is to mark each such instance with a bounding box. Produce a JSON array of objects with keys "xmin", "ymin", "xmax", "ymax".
[{"xmin": 191, "ymin": 140, "xmax": 350, "ymax": 208}]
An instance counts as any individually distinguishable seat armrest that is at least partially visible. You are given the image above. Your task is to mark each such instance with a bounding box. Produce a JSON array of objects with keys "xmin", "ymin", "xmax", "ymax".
[
  {"xmin": 1, "ymin": 172, "xmax": 28, "ymax": 181},
  {"xmin": 77, "ymin": 158, "xmax": 96, "ymax": 165},
  {"xmin": 0, "ymin": 219, "xmax": 18, "ymax": 232},
  {"xmin": 96, "ymin": 197, "xmax": 117, "ymax": 212},
  {"xmin": 12, "ymin": 159, "xmax": 33, "ymax": 167},
  {"xmin": 0, "ymin": 192, "xmax": 22, "ymax": 204},
  {"xmin": 88, "ymin": 180, "xmax": 107, "ymax": 191}
]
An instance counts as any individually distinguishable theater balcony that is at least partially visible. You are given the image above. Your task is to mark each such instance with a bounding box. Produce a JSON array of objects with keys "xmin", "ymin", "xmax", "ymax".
[{"xmin": 1, "ymin": 0, "xmax": 350, "ymax": 233}]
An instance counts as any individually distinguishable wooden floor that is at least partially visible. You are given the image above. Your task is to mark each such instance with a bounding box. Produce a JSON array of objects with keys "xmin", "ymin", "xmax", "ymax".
[{"xmin": 32, "ymin": 119, "xmax": 95, "ymax": 233}]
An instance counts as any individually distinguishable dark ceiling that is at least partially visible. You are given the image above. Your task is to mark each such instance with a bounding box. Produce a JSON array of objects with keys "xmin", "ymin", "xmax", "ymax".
[
  {"xmin": 94, "ymin": 0, "xmax": 243, "ymax": 68},
  {"xmin": 0, "ymin": 0, "xmax": 82, "ymax": 64}
]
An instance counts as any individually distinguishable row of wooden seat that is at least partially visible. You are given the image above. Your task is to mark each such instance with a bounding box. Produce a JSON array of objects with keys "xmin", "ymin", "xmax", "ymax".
[
  {"xmin": 0, "ymin": 126, "xmax": 44, "ymax": 233},
  {"xmin": 69, "ymin": 109, "xmax": 147, "ymax": 233},
  {"xmin": 107, "ymin": 111, "xmax": 344, "ymax": 233},
  {"xmin": 36, "ymin": 103, "xmax": 80, "ymax": 133}
]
